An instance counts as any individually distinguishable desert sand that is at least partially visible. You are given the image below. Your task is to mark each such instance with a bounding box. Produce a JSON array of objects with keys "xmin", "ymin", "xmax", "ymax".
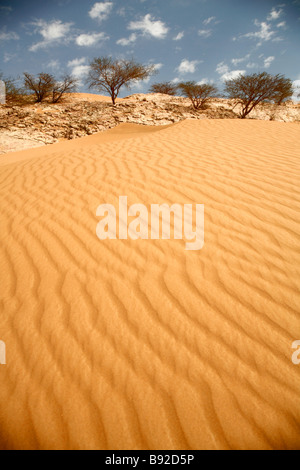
[{"xmin": 0, "ymin": 118, "xmax": 299, "ymax": 450}]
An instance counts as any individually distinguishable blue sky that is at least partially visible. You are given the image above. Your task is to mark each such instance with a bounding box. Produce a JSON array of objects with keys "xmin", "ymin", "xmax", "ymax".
[{"xmin": 0, "ymin": 0, "xmax": 300, "ymax": 98}]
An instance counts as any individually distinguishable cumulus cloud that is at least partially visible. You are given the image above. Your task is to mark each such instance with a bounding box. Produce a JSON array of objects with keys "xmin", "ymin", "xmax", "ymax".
[
  {"xmin": 231, "ymin": 54, "xmax": 250, "ymax": 66},
  {"xmin": 116, "ymin": 33, "xmax": 137, "ymax": 46},
  {"xmin": 0, "ymin": 6, "xmax": 12, "ymax": 14},
  {"xmin": 177, "ymin": 59, "xmax": 201, "ymax": 74},
  {"xmin": 173, "ymin": 31, "xmax": 184, "ymax": 41},
  {"xmin": 198, "ymin": 29, "xmax": 212, "ymax": 38},
  {"xmin": 203, "ymin": 16, "xmax": 216, "ymax": 26},
  {"xmin": 3, "ymin": 52, "xmax": 17, "ymax": 62},
  {"xmin": 76, "ymin": 32, "xmax": 108, "ymax": 46},
  {"xmin": 267, "ymin": 8, "xmax": 283, "ymax": 21},
  {"xmin": 246, "ymin": 62, "xmax": 258, "ymax": 69},
  {"xmin": 216, "ymin": 62, "xmax": 229, "ymax": 75},
  {"xmin": 68, "ymin": 57, "xmax": 90, "ymax": 78},
  {"xmin": 29, "ymin": 19, "xmax": 73, "ymax": 51},
  {"xmin": 238, "ymin": 5, "xmax": 286, "ymax": 47},
  {"xmin": 0, "ymin": 29, "xmax": 19, "ymax": 41},
  {"xmin": 89, "ymin": 2, "xmax": 113, "ymax": 22},
  {"xmin": 243, "ymin": 20, "xmax": 276, "ymax": 44},
  {"xmin": 263, "ymin": 56, "xmax": 275, "ymax": 68},
  {"xmin": 197, "ymin": 78, "xmax": 210, "ymax": 85},
  {"xmin": 128, "ymin": 14, "xmax": 169, "ymax": 39},
  {"xmin": 221, "ymin": 70, "xmax": 245, "ymax": 81},
  {"xmin": 292, "ymin": 79, "xmax": 300, "ymax": 101},
  {"xmin": 47, "ymin": 59, "xmax": 60, "ymax": 70},
  {"xmin": 216, "ymin": 62, "xmax": 245, "ymax": 81}
]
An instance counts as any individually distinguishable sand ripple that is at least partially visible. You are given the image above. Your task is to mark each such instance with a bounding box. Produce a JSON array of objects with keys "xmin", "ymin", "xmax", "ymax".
[{"xmin": 0, "ymin": 120, "xmax": 299, "ymax": 449}]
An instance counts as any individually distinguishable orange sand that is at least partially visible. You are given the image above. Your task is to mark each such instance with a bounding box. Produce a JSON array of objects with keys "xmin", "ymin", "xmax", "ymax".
[{"xmin": 0, "ymin": 119, "xmax": 299, "ymax": 450}]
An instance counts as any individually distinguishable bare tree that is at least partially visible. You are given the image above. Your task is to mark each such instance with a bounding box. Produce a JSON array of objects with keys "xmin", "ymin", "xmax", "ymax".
[
  {"xmin": 224, "ymin": 72, "xmax": 293, "ymax": 118},
  {"xmin": 86, "ymin": 57, "xmax": 157, "ymax": 105},
  {"xmin": 178, "ymin": 81, "xmax": 218, "ymax": 110},
  {"xmin": 149, "ymin": 82, "xmax": 178, "ymax": 96},
  {"xmin": 24, "ymin": 72, "xmax": 56, "ymax": 103},
  {"xmin": 52, "ymin": 75, "xmax": 79, "ymax": 103}
]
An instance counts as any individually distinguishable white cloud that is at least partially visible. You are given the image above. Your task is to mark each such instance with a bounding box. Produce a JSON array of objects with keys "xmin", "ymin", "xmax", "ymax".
[
  {"xmin": 3, "ymin": 52, "xmax": 16, "ymax": 62},
  {"xmin": 177, "ymin": 59, "xmax": 201, "ymax": 74},
  {"xmin": 198, "ymin": 29, "xmax": 212, "ymax": 38},
  {"xmin": 216, "ymin": 62, "xmax": 229, "ymax": 75},
  {"xmin": 231, "ymin": 54, "xmax": 250, "ymax": 66},
  {"xmin": 47, "ymin": 59, "xmax": 60, "ymax": 70},
  {"xmin": 221, "ymin": 70, "xmax": 245, "ymax": 82},
  {"xmin": 117, "ymin": 7, "xmax": 126, "ymax": 17},
  {"xmin": 68, "ymin": 57, "xmax": 90, "ymax": 78},
  {"xmin": 0, "ymin": 29, "xmax": 19, "ymax": 41},
  {"xmin": 173, "ymin": 31, "xmax": 184, "ymax": 41},
  {"xmin": 89, "ymin": 2, "xmax": 113, "ymax": 22},
  {"xmin": 76, "ymin": 32, "xmax": 108, "ymax": 46},
  {"xmin": 292, "ymin": 84, "xmax": 300, "ymax": 102},
  {"xmin": 292, "ymin": 79, "xmax": 300, "ymax": 100},
  {"xmin": 0, "ymin": 6, "xmax": 12, "ymax": 14},
  {"xmin": 29, "ymin": 19, "xmax": 73, "ymax": 51},
  {"xmin": 203, "ymin": 16, "xmax": 216, "ymax": 25},
  {"xmin": 116, "ymin": 33, "xmax": 137, "ymax": 46},
  {"xmin": 267, "ymin": 8, "xmax": 283, "ymax": 21},
  {"xmin": 131, "ymin": 62, "xmax": 163, "ymax": 89},
  {"xmin": 197, "ymin": 78, "xmax": 209, "ymax": 85},
  {"xmin": 246, "ymin": 62, "xmax": 258, "ymax": 68},
  {"xmin": 216, "ymin": 62, "xmax": 245, "ymax": 81},
  {"xmin": 263, "ymin": 55, "xmax": 275, "ymax": 68},
  {"xmin": 244, "ymin": 20, "xmax": 276, "ymax": 44},
  {"xmin": 153, "ymin": 63, "xmax": 163, "ymax": 71},
  {"xmin": 128, "ymin": 14, "xmax": 169, "ymax": 39},
  {"xmin": 277, "ymin": 21, "xmax": 286, "ymax": 28}
]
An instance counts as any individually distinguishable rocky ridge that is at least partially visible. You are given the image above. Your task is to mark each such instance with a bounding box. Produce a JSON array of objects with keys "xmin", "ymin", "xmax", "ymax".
[{"xmin": 0, "ymin": 93, "xmax": 299, "ymax": 154}]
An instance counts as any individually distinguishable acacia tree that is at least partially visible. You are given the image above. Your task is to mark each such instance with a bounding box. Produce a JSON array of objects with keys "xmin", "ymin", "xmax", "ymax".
[
  {"xmin": 149, "ymin": 82, "xmax": 178, "ymax": 96},
  {"xmin": 24, "ymin": 72, "xmax": 56, "ymax": 103},
  {"xmin": 52, "ymin": 75, "xmax": 79, "ymax": 103},
  {"xmin": 178, "ymin": 81, "xmax": 218, "ymax": 110},
  {"xmin": 86, "ymin": 57, "xmax": 157, "ymax": 105},
  {"xmin": 224, "ymin": 72, "xmax": 293, "ymax": 118}
]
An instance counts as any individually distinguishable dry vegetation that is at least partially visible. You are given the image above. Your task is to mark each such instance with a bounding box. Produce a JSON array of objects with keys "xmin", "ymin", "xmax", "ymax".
[{"xmin": 0, "ymin": 92, "xmax": 299, "ymax": 155}]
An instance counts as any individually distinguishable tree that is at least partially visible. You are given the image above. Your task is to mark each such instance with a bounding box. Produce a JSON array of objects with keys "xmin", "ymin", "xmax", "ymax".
[
  {"xmin": 224, "ymin": 72, "xmax": 293, "ymax": 118},
  {"xmin": 52, "ymin": 75, "xmax": 79, "ymax": 103},
  {"xmin": 86, "ymin": 57, "xmax": 157, "ymax": 105},
  {"xmin": 24, "ymin": 72, "xmax": 56, "ymax": 103},
  {"xmin": 178, "ymin": 81, "xmax": 218, "ymax": 110},
  {"xmin": 149, "ymin": 82, "xmax": 178, "ymax": 96}
]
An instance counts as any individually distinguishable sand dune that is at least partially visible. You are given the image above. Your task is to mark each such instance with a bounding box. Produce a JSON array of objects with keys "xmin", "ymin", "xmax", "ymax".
[{"xmin": 0, "ymin": 119, "xmax": 299, "ymax": 450}]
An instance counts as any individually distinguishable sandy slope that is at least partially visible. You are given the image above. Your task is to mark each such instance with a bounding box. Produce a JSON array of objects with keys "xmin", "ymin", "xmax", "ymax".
[
  {"xmin": 67, "ymin": 92, "xmax": 123, "ymax": 102},
  {"xmin": 0, "ymin": 119, "xmax": 299, "ymax": 450}
]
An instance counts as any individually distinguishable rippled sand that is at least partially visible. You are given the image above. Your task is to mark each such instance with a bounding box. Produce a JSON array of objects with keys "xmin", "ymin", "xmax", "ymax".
[{"xmin": 0, "ymin": 119, "xmax": 299, "ymax": 449}]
